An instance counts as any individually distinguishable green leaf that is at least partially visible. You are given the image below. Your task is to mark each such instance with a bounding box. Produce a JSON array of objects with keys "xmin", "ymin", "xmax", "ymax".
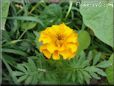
[
  {"xmin": 21, "ymin": 21, "xmax": 37, "ymax": 31},
  {"xmin": 77, "ymin": 51, "xmax": 86, "ymax": 65},
  {"xmin": 25, "ymin": 75, "xmax": 33, "ymax": 84},
  {"xmin": 2, "ymin": 30, "xmax": 11, "ymax": 41},
  {"xmin": 87, "ymin": 51, "xmax": 93, "ymax": 62},
  {"xmin": 81, "ymin": 60, "xmax": 89, "ymax": 68},
  {"xmin": 77, "ymin": 31, "xmax": 91, "ymax": 55},
  {"xmin": 69, "ymin": 51, "xmax": 110, "ymax": 84},
  {"xmin": 66, "ymin": 73, "xmax": 72, "ymax": 81},
  {"xmin": 19, "ymin": 41, "xmax": 32, "ymax": 51},
  {"xmin": 77, "ymin": 70, "xmax": 84, "ymax": 84},
  {"xmin": 2, "ymin": 54, "xmax": 16, "ymax": 66},
  {"xmin": 44, "ymin": 72, "xmax": 58, "ymax": 84},
  {"xmin": 95, "ymin": 68, "xmax": 107, "ymax": 77},
  {"xmin": 82, "ymin": 71, "xmax": 91, "ymax": 84},
  {"xmin": 96, "ymin": 60, "xmax": 111, "ymax": 68},
  {"xmin": 106, "ymin": 54, "xmax": 114, "ymax": 84},
  {"xmin": 16, "ymin": 64, "xmax": 27, "ymax": 73},
  {"xmin": 13, "ymin": 58, "xmax": 42, "ymax": 84},
  {"xmin": 12, "ymin": 71, "xmax": 25, "ymax": 76},
  {"xmin": 89, "ymin": 66, "xmax": 107, "ymax": 77},
  {"xmin": 1, "ymin": 0, "xmax": 10, "ymax": 30},
  {"xmin": 80, "ymin": 1, "xmax": 113, "ymax": 47},
  {"xmin": 71, "ymin": 71, "xmax": 75, "ymax": 82},
  {"xmin": 85, "ymin": 66, "xmax": 107, "ymax": 76},
  {"xmin": 5, "ymin": 16, "xmax": 44, "ymax": 27},
  {"xmin": 93, "ymin": 52, "xmax": 101, "ymax": 65},
  {"xmin": 42, "ymin": 4, "xmax": 62, "ymax": 18},
  {"xmin": 90, "ymin": 72, "xmax": 101, "ymax": 80},
  {"xmin": 34, "ymin": 31, "xmax": 42, "ymax": 49},
  {"xmin": 2, "ymin": 48, "xmax": 28, "ymax": 56},
  {"xmin": 17, "ymin": 75, "xmax": 28, "ymax": 83},
  {"xmin": 2, "ymin": 57, "xmax": 18, "ymax": 84},
  {"xmin": 28, "ymin": 58, "xmax": 37, "ymax": 71},
  {"xmin": 39, "ymin": 4, "xmax": 62, "ymax": 28}
]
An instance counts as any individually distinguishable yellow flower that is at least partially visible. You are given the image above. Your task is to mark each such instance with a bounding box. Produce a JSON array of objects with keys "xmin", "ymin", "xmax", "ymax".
[{"xmin": 38, "ymin": 23, "xmax": 78, "ymax": 60}]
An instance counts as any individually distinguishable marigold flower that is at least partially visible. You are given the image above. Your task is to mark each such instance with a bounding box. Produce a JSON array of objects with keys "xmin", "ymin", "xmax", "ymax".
[{"xmin": 38, "ymin": 23, "xmax": 78, "ymax": 60}]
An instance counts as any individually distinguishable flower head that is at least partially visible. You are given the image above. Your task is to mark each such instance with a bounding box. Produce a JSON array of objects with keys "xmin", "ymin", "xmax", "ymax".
[{"xmin": 38, "ymin": 23, "xmax": 78, "ymax": 60}]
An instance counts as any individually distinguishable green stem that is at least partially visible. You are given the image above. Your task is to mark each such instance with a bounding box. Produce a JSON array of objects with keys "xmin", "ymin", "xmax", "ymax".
[
  {"xmin": 18, "ymin": 29, "xmax": 27, "ymax": 40},
  {"xmin": 65, "ymin": 1, "xmax": 73, "ymax": 19},
  {"xmin": 22, "ymin": 0, "xmax": 28, "ymax": 16},
  {"xmin": 29, "ymin": 2, "xmax": 40, "ymax": 14},
  {"xmin": 81, "ymin": 23, "xmax": 86, "ymax": 31}
]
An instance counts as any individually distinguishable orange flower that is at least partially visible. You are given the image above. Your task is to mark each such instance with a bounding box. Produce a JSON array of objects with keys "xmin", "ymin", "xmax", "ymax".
[{"xmin": 38, "ymin": 23, "xmax": 78, "ymax": 60}]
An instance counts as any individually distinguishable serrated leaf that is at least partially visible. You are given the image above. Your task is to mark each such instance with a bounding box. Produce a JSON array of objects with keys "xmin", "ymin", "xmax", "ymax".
[
  {"xmin": 17, "ymin": 75, "xmax": 28, "ymax": 83},
  {"xmin": 66, "ymin": 73, "xmax": 71, "ymax": 81},
  {"xmin": 93, "ymin": 52, "xmax": 101, "ymax": 65},
  {"xmin": 25, "ymin": 75, "xmax": 33, "ymax": 84},
  {"xmin": 23, "ymin": 63, "xmax": 31, "ymax": 73},
  {"xmin": 28, "ymin": 58, "xmax": 37, "ymax": 71},
  {"xmin": 71, "ymin": 71, "xmax": 75, "ymax": 82},
  {"xmin": 87, "ymin": 51, "xmax": 93, "ymax": 62},
  {"xmin": 85, "ymin": 66, "xmax": 107, "ymax": 76},
  {"xmin": 106, "ymin": 54, "xmax": 114, "ymax": 84},
  {"xmin": 95, "ymin": 67, "xmax": 107, "ymax": 77},
  {"xmin": 12, "ymin": 71, "xmax": 24, "ymax": 77},
  {"xmin": 82, "ymin": 71, "xmax": 91, "ymax": 84},
  {"xmin": 3, "ymin": 54, "xmax": 16, "ymax": 66},
  {"xmin": 81, "ymin": 60, "xmax": 89, "ymax": 68},
  {"xmin": 31, "ymin": 74, "xmax": 38, "ymax": 84},
  {"xmin": 77, "ymin": 70, "xmax": 84, "ymax": 84},
  {"xmin": 16, "ymin": 64, "xmax": 27, "ymax": 73},
  {"xmin": 89, "ymin": 72, "xmax": 101, "ymax": 80},
  {"xmin": 77, "ymin": 51, "xmax": 86, "ymax": 66},
  {"xmin": 96, "ymin": 60, "xmax": 111, "ymax": 68}
]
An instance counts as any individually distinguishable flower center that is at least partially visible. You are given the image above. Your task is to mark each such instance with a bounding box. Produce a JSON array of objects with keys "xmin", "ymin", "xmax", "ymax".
[
  {"xmin": 55, "ymin": 34, "xmax": 64, "ymax": 47},
  {"xmin": 57, "ymin": 34, "xmax": 63, "ymax": 40}
]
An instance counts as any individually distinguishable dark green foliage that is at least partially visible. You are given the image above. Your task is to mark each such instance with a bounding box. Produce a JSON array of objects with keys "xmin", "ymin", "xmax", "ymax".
[
  {"xmin": 11, "ymin": 51, "xmax": 111, "ymax": 84},
  {"xmin": 1, "ymin": 0, "xmax": 113, "ymax": 85}
]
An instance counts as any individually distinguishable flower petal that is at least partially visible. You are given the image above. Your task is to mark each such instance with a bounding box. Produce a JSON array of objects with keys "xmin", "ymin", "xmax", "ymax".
[
  {"xmin": 47, "ymin": 43, "xmax": 57, "ymax": 53},
  {"xmin": 39, "ymin": 33, "xmax": 51, "ymax": 44},
  {"xmin": 39, "ymin": 44, "xmax": 47, "ymax": 51},
  {"xmin": 42, "ymin": 49, "xmax": 51, "ymax": 59},
  {"xmin": 66, "ymin": 32, "xmax": 78, "ymax": 43},
  {"xmin": 53, "ymin": 51, "xmax": 60, "ymax": 60},
  {"xmin": 60, "ymin": 49, "xmax": 75, "ymax": 59},
  {"xmin": 67, "ymin": 43, "xmax": 78, "ymax": 52}
]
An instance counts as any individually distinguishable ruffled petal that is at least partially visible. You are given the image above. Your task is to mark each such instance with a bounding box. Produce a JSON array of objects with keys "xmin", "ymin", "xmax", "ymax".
[
  {"xmin": 47, "ymin": 43, "xmax": 57, "ymax": 53},
  {"xmin": 60, "ymin": 49, "xmax": 75, "ymax": 59},
  {"xmin": 38, "ymin": 23, "xmax": 78, "ymax": 60},
  {"xmin": 66, "ymin": 32, "xmax": 78, "ymax": 43},
  {"xmin": 67, "ymin": 43, "xmax": 78, "ymax": 52},
  {"xmin": 42, "ymin": 49, "xmax": 51, "ymax": 59},
  {"xmin": 53, "ymin": 51, "xmax": 60, "ymax": 60}
]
